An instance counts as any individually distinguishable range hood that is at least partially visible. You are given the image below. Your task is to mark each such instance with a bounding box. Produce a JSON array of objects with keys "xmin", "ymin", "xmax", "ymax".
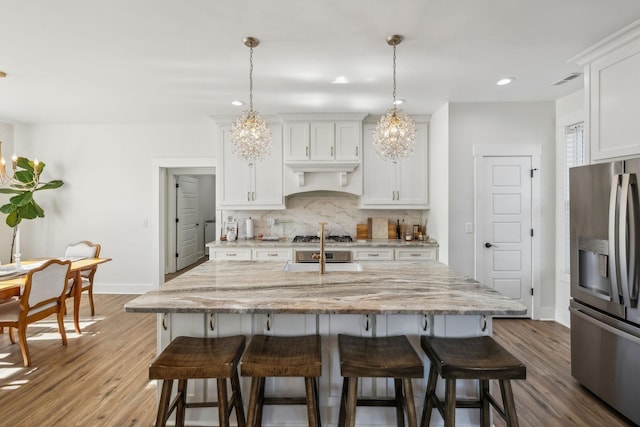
[{"xmin": 283, "ymin": 161, "xmax": 362, "ymax": 196}]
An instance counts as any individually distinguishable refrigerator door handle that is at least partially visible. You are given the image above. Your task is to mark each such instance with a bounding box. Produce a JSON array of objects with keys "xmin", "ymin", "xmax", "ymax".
[
  {"xmin": 620, "ymin": 174, "xmax": 635, "ymax": 309},
  {"xmin": 610, "ymin": 174, "xmax": 622, "ymax": 303},
  {"xmin": 624, "ymin": 173, "xmax": 639, "ymax": 307}
]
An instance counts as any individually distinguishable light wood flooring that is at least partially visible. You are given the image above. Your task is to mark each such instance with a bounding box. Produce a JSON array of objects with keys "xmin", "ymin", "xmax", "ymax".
[{"xmin": 0, "ymin": 296, "xmax": 636, "ymax": 426}]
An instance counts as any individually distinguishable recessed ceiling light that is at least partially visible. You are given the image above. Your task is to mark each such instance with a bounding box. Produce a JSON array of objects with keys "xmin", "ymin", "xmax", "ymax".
[
  {"xmin": 497, "ymin": 77, "xmax": 515, "ymax": 86},
  {"xmin": 332, "ymin": 76, "xmax": 348, "ymax": 84},
  {"xmin": 393, "ymin": 99, "xmax": 406, "ymax": 105},
  {"xmin": 231, "ymin": 100, "xmax": 244, "ymax": 106}
]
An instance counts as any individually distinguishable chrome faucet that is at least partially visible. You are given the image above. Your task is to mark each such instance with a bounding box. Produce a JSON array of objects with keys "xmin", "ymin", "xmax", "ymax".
[{"xmin": 312, "ymin": 222, "xmax": 327, "ymax": 274}]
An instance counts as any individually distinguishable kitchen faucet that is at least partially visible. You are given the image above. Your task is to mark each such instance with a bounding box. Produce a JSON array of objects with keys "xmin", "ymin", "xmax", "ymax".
[{"xmin": 312, "ymin": 222, "xmax": 327, "ymax": 274}]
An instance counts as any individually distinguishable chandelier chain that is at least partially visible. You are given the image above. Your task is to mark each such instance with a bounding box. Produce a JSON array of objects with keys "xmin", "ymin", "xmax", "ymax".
[
  {"xmin": 249, "ymin": 46, "xmax": 254, "ymax": 111},
  {"xmin": 392, "ymin": 44, "xmax": 397, "ymax": 107}
]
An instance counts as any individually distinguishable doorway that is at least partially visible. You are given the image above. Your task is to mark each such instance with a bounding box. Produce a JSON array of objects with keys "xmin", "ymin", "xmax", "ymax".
[
  {"xmin": 152, "ymin": 158, "xmax": 217, "ymax": 288},
  {"xmin": 474, "ymin": 144, "xmax": 540, "ymax": 318}
]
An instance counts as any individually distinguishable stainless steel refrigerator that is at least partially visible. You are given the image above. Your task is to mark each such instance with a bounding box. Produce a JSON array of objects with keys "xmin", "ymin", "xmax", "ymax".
[{"xmin": 570, "ymin": 160, "xmax": 640, "ymax": 425}]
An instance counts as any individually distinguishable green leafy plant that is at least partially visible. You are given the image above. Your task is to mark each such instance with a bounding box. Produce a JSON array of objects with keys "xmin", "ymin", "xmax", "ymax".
[{"xmin": 0, "ymin": 156, "xmax": 64, "ymax": 260}]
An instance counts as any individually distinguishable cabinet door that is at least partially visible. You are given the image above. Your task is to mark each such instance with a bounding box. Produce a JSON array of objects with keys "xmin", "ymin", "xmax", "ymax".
[
  {"xmin": 284, "ymin": 122, "xmax": 310, "ymax": 160},
  {"xmin": 209, "ymin": 248, "xmax": 252, "ymax": 261},
  {"xmin": 220, "ymin": 127, "xmax": 252, "ymax": 206},
  {"xmin": 589, "ymin": 37, "xmax": 640, "ymax": 161},
  {"xmin": 395, "ymin": 247, "xmax": 437, "ymax": 261},
  {"xmin": 310, "ymin": 122, "xmax": 335, "ymax": 160},
  {"xmin": 253, "ymin": 123, "xmax": 284, "ymax": 207},
  {"xmin": 352, "ymin": 248, "xmax": 395, "ymax": 261},
  {"xmin": 397, "ymin": 122, "xmax": 428, "ymax": 206},
  {"xmin": 252, "ymin": 247, "xmax": 293, "ymax": 261},
  {"xmin": 361, "ymin": 123, "xmax": 397, "ymax": 205},
  {"xmin": 335, "ymin": 122, "xmax": 361, "ymax": 161}
]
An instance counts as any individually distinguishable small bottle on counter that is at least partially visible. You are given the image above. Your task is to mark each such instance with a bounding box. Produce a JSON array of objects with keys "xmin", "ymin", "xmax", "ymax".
[
  {"xmin": 396, "ymin": 219, "xmax": 401, "ymax": 240},
  {"xmin": 400, "ymin": 219, "xmax": 406, "ymax": 241}
]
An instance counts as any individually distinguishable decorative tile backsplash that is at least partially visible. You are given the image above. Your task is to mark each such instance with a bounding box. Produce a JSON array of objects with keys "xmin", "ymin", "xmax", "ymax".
[{"xmin": 220, "ymin": 192, "xmax": 428, "ymax": 240}]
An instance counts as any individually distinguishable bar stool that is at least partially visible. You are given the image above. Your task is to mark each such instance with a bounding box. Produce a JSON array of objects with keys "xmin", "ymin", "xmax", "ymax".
[
  {"xmin": 149, "ymin": 335, "xmax": 246, "ymax": 427},
  {"xmin": 420, "ymin": 335, "xmax": 527, "ymax": 427},
  {"xmin": 337, "ymin": 334, "xmax": 424, "ymax": 427},
  {"xmin": 241, "ymin": 334, "xmax": 322, "ymax": 427}
]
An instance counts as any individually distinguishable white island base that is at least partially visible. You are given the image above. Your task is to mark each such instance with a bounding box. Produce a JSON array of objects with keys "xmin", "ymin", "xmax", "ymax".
[{"xmin": 158, "ymin": 312, "xmax": 493, "ymax": 427}]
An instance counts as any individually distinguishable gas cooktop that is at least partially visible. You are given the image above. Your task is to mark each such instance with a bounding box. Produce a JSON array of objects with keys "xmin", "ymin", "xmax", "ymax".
[{"xmin": 292, "ymin": 235, "xmax": 353, "ymax": 243}]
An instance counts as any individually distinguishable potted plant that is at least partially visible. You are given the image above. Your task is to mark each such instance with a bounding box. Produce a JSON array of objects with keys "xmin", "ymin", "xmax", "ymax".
[{"xmin": 0, "ymin": 156, "xmax": 64, "ymax": 262}]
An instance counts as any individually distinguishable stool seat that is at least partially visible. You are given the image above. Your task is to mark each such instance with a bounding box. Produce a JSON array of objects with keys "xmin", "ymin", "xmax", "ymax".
[
  {"xmin": 241, "ymin": 334, "xmax": 322, "ymax": 427},
  {"xmin": 241, "ymin": 334, "xmax": 322, "ymax": 378},
  {"xmin": 149, "ymin": 335, "xmax": 246, "ymax": 427},
  {"xmin": 339, "ymin": 334, "xmax": 424, "ymax": 378},
  {"xmin": 338, "ymin": 334, "xmax": 423, "ymax": 427},
  {"xmin": 422, "ymin": 336, "xmax": 526, "ymax": 380},
  {"xmin": 420, "ymin": 335, "xmax": 526, "ymax": 427}
]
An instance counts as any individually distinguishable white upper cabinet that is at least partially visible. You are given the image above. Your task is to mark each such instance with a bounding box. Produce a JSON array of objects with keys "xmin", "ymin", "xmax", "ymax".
[
  {"xmin": 360, "ymin": 119, "xmax": 429, "ymax": 208},
  {"xmin": 572, "ymin": 21, "xmax": 640, "ymax": 161},
  {"xmin": 281, "ymin": 114, "xmax": 366, "ymax": 196},
  {"xmin": 218, "ymin": 122, "xmax": 285, "ymax": 210},
  {"xmin": 283, "ymin": 117, "xmax": 363, "ymax": 162}
]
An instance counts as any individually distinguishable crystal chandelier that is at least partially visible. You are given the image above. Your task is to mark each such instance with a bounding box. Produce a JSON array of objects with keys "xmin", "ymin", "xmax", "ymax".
[
  {"xmin": 231, "ymin": 37, "xmax": 272, "ymax": 165},
  {"xmin": 372, "ymin": 34, "xmax": 417, "ymax": 164}
]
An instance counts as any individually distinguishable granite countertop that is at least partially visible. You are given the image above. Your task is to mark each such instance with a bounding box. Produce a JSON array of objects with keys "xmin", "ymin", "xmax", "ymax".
[
  {"xmin": 124, "ymin": 260, "xmax": 526, "ymax": 316},
  {"xmin": 206, "ymin": 239, "xmax": 439, "ymax": 248}
]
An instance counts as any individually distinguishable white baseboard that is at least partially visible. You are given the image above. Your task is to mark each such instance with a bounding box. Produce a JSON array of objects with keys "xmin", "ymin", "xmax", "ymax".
[
  {"xmin": 537, "ymin": 306, "xmax": 556, "ymax": 321},
  {"xmin": 94, "ymin": 282, "xmax": 157, "ymax": 295}
]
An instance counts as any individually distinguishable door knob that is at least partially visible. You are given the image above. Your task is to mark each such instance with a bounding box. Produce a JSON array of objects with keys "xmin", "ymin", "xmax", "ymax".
[{"xmin": 484, "ymin": 242, "xmax": 498, "ymax": 248}]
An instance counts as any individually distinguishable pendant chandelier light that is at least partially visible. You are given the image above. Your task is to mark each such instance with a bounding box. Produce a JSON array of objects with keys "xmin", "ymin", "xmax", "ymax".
[
  {"xmin": 372, "ymin": 34, "xmax": 417, "ymax": 164},
  {"xmin": 230, "ymin": 37, "xmax": 272, "ymax": 165}
]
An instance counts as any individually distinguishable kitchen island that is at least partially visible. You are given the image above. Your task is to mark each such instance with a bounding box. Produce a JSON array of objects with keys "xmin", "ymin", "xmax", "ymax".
[{"xmin": 125, "ymin": 260, "xmax": 526, "ymax": 426}]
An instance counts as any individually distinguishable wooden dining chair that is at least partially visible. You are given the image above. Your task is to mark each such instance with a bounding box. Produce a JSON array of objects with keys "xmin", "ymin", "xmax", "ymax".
[
  {"xmin": 0, "ymin": 259, "xmax": 72, "ymax": 366},
  {"xmin": 65, "ymin": 240, "xmax": 101, "ymax": 316}
]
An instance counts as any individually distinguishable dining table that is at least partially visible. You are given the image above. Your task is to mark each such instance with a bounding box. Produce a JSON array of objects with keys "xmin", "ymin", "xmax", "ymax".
[{"xmin": 0, "ymin": 257, "xmax": 112, "ymax": 333}]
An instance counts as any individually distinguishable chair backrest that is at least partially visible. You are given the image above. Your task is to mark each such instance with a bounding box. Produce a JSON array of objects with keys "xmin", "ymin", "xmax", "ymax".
[
  {"xmin": 22, "ymin": 259, "xmax": 72, "ymax": 316},
  {"xmin": 65, "ymin": 241, "xmax": 101, "ymax": 258}
]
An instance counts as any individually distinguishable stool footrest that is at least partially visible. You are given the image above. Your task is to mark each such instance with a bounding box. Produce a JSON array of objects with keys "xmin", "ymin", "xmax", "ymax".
[
  {"xmin": 356, "ymin": 398, "xmax": 403, "ymax": 407},
  {"xmin": 263, "ymin": 396, "xmax": 309, "ymax": 405}
]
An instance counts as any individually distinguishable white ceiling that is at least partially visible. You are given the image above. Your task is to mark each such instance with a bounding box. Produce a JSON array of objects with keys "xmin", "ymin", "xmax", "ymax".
[{"xmin": 1, "ymin": 0, "xmax": 640, "ymax": 124}]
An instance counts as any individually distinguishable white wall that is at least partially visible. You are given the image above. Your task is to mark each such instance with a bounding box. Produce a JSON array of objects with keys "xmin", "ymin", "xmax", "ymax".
[
  {"xmin": 447, "ymin": 102, "xmax": 556, "ymax": 318},
  {"xmin": 11, "ymin": 120, "xmax": 217, "ymax": 293},
  {"xmin": 0, "ymin": 121, "xmax": 15, "ymax": 263},
  {"xmin": 555, "ymin": 89, "xmax": 584, "ymax": 326},
  {"xmin": 428, "ymin": 103, "xmax": 450, "ymax": 264}
]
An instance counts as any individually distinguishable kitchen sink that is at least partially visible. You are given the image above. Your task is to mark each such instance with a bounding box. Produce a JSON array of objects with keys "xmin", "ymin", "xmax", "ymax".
[{"xmin": 282, "ymin": 262, "xmax": 363, "ymax": 272}]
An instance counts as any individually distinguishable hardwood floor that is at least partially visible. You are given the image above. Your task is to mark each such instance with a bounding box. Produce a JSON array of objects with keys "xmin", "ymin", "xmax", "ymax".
[
  {"xmin": 492, "ymin": 318, "xmax": 635, "ymax": 427},
  {"xmin": 0, "ymin": 295, "xmax": 157, "ymax": 427},
  {"xmin": 0, "ymin": 297, "xmax": 636, "ymax": 426}
]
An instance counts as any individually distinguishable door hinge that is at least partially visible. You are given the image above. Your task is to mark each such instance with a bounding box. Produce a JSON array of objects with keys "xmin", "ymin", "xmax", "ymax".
[
  {"xmin": 530, "ymin": 288, "xmax": 534, "ymax": 296},
  {"xmin": 530, "ymin": 168, "xmax": 538, "ymax": 178},
  {"xmin": 176, "ymin": 183, "xmax": 179, "ymax": 188},
  {"xmin": 176, "ymin": 218, "xmax": 179, "ymax": 223},
  {"xmin": 531, "ymin": 228, "xmax": 534, "ymax": 237},
  {"xmin": 175, "ymin": 253, "xmax": 179, "ymax": 258}
]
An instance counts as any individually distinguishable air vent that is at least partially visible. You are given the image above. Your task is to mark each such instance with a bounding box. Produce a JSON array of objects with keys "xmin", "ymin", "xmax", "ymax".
[{"xmin": 552, "ymin": 72, "xmax": 582, "ymax": 86}]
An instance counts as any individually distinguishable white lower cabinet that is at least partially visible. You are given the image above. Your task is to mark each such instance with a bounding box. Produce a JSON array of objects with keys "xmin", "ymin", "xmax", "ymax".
[
  {"xmin": 208, "ymin": 248, "xmax": 252, "ymax": 261},
  {"xmin": 394, "ymin": 247, "xmax": 438, "ymax": 261},
  {"xmin": 157, "ymin": 311, "xmax": 485, "ymax": 426},
  {"xmin": 251, "ymin": 247, "xmax": 293, "ymax": 261},
  {"xmin": 352, "ymin": 248, "xmax": 394, "ymax": 261}
]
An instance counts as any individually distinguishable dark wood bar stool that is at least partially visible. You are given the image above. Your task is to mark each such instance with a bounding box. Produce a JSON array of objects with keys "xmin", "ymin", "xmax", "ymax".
[
  {"xmin": 148, "ymin": 335, "xmax": 246, "ymax": 427},
  {"xmin": 337, "ymin": 334, "xmax": 424, "ymax": 427},
  {"xmin": 240, "ymin": 334, "xmax": 322, "ymax": 427},
  {"xmin": 420, "ymin": 335, "xmax": 526, "ymax": 427}
]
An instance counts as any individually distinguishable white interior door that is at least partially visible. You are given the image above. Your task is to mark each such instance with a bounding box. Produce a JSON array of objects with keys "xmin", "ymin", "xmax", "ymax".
[
  {"xmin": 476, "ymin": 156, "xmax": 533, "ymax": 317},
  {"xmin": 176, "ymin": 175, "xmax": 199, "ymax": 270}
]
